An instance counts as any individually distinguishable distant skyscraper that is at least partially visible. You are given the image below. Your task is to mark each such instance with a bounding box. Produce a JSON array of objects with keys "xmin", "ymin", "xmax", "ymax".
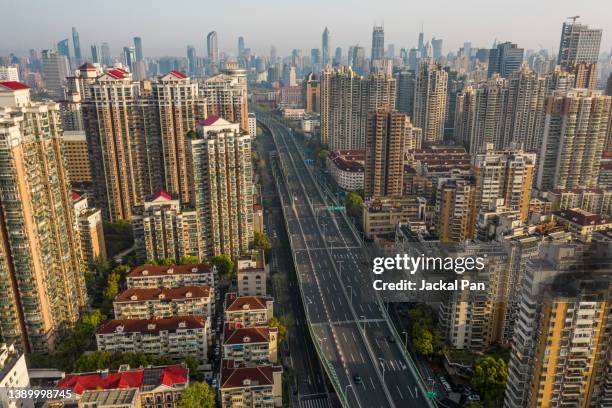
[
  {"xmin": 418, "ymin": 31, "xmax": 425, "ymax": 55},
  {"xmin": 188, "ymin": 117, "xmax": 253, "ymax": 258},
  {"xmin": 537, "ymin": 89, "xmax": 611, "ymax": 191},
  {"xmin": 387, "ymin": 44, "xmax": 395, "ymax": 58},
  {"xmin": 371, "ymin": 25, "xmax": 385, "ymax": 70},
  {"xmin": 57, "ymin": 38, "xmax": 70, "ymax": 60},
  {"xmin": 463, "ymin": 42, "xmax": 472, "ymax": 58},
  {"xmin": 364, "ymin": 108, "xmax": 409, "ymax": 198},
  {"xmin": 72, "ymin": 27, "xmax": 82, "ymax": 63},
  {"xmin": 395, "ymin": 69, "xmax": 416, "ymax": 117},
  {"xmin": 207, "ymin": 31, "xmax": 219, "ymax": 74},
  {"xmin": 349, "ymin": 45, "xmax": 366, "ymax": 75},
  {"xmin": 238, "ymin": 36, "xmax": 245, "ymax": 57},
  {"xmin": 0, "ymin": 82, "xmax": 87, "ymax": 352},
  {"xmin": 320, "ymin": 66, "xmax": 396, "ymax": 150},
  {"xmin": 134, "ymin": 36, "xmax": 143, "ymax": 61},
  {"xmin": 122, "ymin": 46, "xmax": 135, "ymax": 71},
  {"xmin": 187, "ymin": 45, "xmax": 197, "ymax": 75},
  {"xmin": 334, "ymin": 47, "xmax": 342, "ymax": 66},
  {"xmin": 431, "ymin": 38, "xmax": 443, "ymax": 60},
  {"xmin": 311, "ymin": 48, "xmax": 321, "ymax": 70},
  {"xmin": 322, "ymin": 27, "xmax": 330, "ymax": 66},
  {"xmin": 90, "ymin": 44, "xmax": 101, "ymax": 64},
  {"xmin": 557, "ymin": 18, "xmax": 602, "ymax": 69},
  {"xmin": 41, "ymin": 49, "xmax": 70, "ymax": 100},
  {"xmin": 100, "ymin": 42, "xmax": 111, "ymax": 66},
  {"xmin": 413, "ymin": 63, "xmax": 448, "ymax": 143},
  {"xmin": 487, "ymin": 42, "xmax": 524, "ymax": 78},
  {"xmin": 270, "ymin": 45, "xmax": 277, "ymax": 63}
]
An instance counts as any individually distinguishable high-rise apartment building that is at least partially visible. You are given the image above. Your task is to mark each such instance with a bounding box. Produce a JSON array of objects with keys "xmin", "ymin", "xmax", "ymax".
[
  {"xmin": 0, "ymin": 82, "xmax": 87, "ymax": 352},
  {"xmin": 132, "ymin": 191, "xmax": 199, "ymax": 263},
  {"xmin": 201, "ymin": 68, "xmax": 249, "ymax": 131},
  {"xmin": 153, "ymin": 70, "xmax": 206, "ymax": 204},
  {"xmin": 0, "ymin": 66, "xmax": 19, "ymax": 82},
  {"xmin": 413, "ymin": 63, "xmax": 448, "ymax": 144},
  {"xmin": 73, "ymin": 192, "xmax": 107, "ymax": 266},
  {"xmin": 303, "ymin": 72, "xmax": 320, "ymax": 113},
  {"xmin": 436, "ymin": 173, "xmax": 478, "ymax": 242},
  {"xmin": 188, "ymin": 116, "xmax": 253, "ymax": 258},
  {"xmin": 537, "ymin": 89, "xmax": 611, "ymax": 191},
  {"xmin": 320, "ymin": 66, "xmax": 396, "ymax": 150},
  {"xmin": 371, "ymin": 25, "xmax": 385, "ymax": 71},
  {"xmin": 322, "ymin": 27, "xmax": 330, "ymax": 66},
  {"xmin": 364, "ymin": 108, "xmax": 409, "ymax": 198},
  {"xmin": 207, "ymin": 31, "xmax": 219, "ymax": 74},
  {"xmin": 41, "ymin": 49, "xmax": 70, "ymax": 100},
  {"xmin": 62, "ymin": 131, "xmax": 92, "ymax": 183},
  {"xmin": 558, "ymin": 18, "xmax": 602, "ymax": 70},
  {"xmin": 487, "ymin": 42, "xmax": 524, "ymax": 78}
]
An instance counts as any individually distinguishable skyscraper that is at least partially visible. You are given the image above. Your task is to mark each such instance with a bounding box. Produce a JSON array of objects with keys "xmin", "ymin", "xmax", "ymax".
[
  {"xmin": 187, "ymin": 45, "xmax": 197, "ymax": 76},
  {"xmin": 537, "ymin": 89, "xmax": 611, "ymax": 191},
  {"xmin": 395, "ymin": 69, "xmax": 416, "ymax": 117},
  {"xmin": 57, "ymin": 38, "xmax": 70, "ymax": 60},
  {"xmin": 334, "ymin": 47, "xmax": 342, "ymax": 66},
  {"xmin": 322, "ymin": 27, "xmax": 330, "ymax": 66},
  {"xmin": 417, "ymin": 30, "xmax": 425, "ymax": 55},
  {"xmin": 238, "ymin": 36, "xmax": 245, "ymax": 57},
  {"xmin": 122, "ymin": 46, "xmax": 135, "ymax": 71},
  {"xmin": 134, "ymin": 36, "xmax": 143, "ymax": 62},
  {"xmin": 557, "ymin": 18, "xmax": 602, "ymax": 69},
  {"xmin": 487, "ymin": 42, "xmax": 524, "ymax": 78},
  {"xmin": 320, "ymin": 66, "xmax": 396, "ymax": 150},
  {"xmin": 41, "ymin": 49, "xmax": 70, "ymax": 100},
  {"xmin": 303, "ymin": 72, "xmax": 320, "ymax": 113},
  {"xmin": 431, "ymin": 38, "xmax": 443, "ymax": 60},
  {"xmin": 207, "ymin": 31, "xmax": 219, "ymax": 73},
  {"xmin": 371, "ymin": 25, "xmax": 385, "ymax": 70},
  {"xmin": 188, "ymin": 117, "xmax": 253, "ymax": 258},
  {"xmin": 413, "ymin": 63, "xmax": 448, "ymax": 143},
  {"xmin": 90, "ymin": 44, "xmax": 101, "ymax": 64},
  {"xmin": 100, "ymin": 42, "xmax": 111, "ymax": 66},
  {"xmin": 0, "ymin": 82, "xmax": 87, "ymax": 352},
  {"xmin": 72, "ymin": 27, "xmax": 82, "ymax": 63},
  {"xmin": 364, "ymin": 108, "xmax": 409, "ymax": 198}
]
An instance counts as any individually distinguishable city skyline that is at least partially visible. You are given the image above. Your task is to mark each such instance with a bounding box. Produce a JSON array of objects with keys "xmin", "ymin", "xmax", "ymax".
[{"xmin": 3, "ymin": 0, "xmax": 612, "ymax": 58}]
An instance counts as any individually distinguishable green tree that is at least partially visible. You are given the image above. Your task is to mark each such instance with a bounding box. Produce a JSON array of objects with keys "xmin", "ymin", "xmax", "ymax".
[
  {"xmin": 103, "ymin": 220, "xmax": 134, "ymax": 257},
  {"xmin": 183, "ymin": 356, "xmax": 199, "ymax": 374},
  {"xmin": 268, "ymin": 317, "xmax": 287, "ymax": 342},
  {"xmin": 345, "ymin": 192, "xmax": 364, "ymax": 219},
  {"xmin": 179, "ymin": 256, "xmax": 199, "ymax": 265},
  {"xmin": 178, "ymin": 382, "xmax": 216, "ymax": 408},
  {"xmin": 253, "ymin": 231, "xmax": 272, "ymax": 260},
  {"xmin": 316, "ymin": 149, "xmax": 329, "ymax": 166},
  {"xmin": 412, "ymin": 322, "xmax": 433, "ymax": 356},
  {"xmin": 74, "ymin": 351, "xmax": 113, "ymax": 372},
  {"xmin": 472, "ymin": 357, "xmax": 508, "ymax": 407},
  {"xmin": 159, "ymin": 257, "xmax": 176, "ymax": 266},
  {"xmin": 209, "ymin": 255, "xmax": 235, "ymax": 278}
]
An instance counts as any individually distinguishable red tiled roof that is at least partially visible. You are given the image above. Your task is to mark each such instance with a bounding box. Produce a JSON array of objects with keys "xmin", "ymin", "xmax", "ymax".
[
  {"xmin": 225, "ymin": 293, "xmax": 272, "ymax": 312},
  {"xmin": 253, "ymin": 203, "xmax": 263, "ymax": 211},
  {"xmin": 106, "ymin": 69, "xmax": 126, "ymax": 79},
  {"xmin": 169, "ymin": 70, "xmax": 187, "ymax": 79},
  {"xmin": 223, "ymin": 324, "xmax": 276, "ymax": 345},
  {"xmin": 0, "ymin": 81, "xmax": 29, "ymax": 91},
  {"xmin": 202, "ymin": 115, "xmax": 220, "ymax": 125},
  {"xmin": 115, "ymin": 67, "xmax": 129, "ymax": 74},
  {"xmin": 127, "ymin": 263, "xmax": 212, "ymax": 278},
  {"xmin": 221, "ymin": 360, "xmax": 281, "ymax": 389},
  {"xmin": 151, "ymin": 190, "xmax": 172, "ymax": 201},
  {"xmin": 114, "ymin": 285, "xmax": 211, "ymax": 302},
  {"xmin": 553, "ymin": 209, "xmax": 611, "ymax": 227},
  {"xmin": 71, "ymin": 191, "xmax": 82, "ymax": 201},
  {"xmin": 58, "ymin": 364, "xmax": 188, "ymax": 395},
  {"xmin": 97, "ymin": 316, "xmax": 206, "ymax": 335}
]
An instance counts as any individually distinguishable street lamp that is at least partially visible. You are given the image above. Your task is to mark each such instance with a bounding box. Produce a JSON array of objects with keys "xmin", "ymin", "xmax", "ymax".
[
  {"xmin": 347, "ymin": 285, "xmax": 353, "ymax": 303},
  {"xmin": 402, "ymin": 331, "xmax": 408, "ymax": 348},
  {"xmin": 359, "ymin": 315, "xmax": 366, "ymax": 332},
  {"xmin": 378, "ymin": 358, "xmax": 385, "ymax": 381}
]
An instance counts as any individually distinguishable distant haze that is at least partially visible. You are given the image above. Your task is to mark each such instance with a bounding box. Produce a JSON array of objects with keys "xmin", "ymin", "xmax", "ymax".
[{"xmin": 2, "ymin": 0, "xmax": 611, "ymax": 58}]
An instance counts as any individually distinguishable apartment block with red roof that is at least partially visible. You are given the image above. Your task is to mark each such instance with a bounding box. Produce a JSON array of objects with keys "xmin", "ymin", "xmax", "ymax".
[
  {"xmin": 220, "ymin": 360, "xmax": 282, "ymax": 408},
  {"xmin": 113, "ymin": 285, "xmax": 213, "ymax": 322},
  {"xmin": 224, "ymin": 293, "xmax": 274, "ymax": 327},
  {"xmin": 126, "ymin": 263, "xmax": 215, "ymax": 289},
  {"xmin": 56, "ymin": 364, "xmax": 188, "ymax": 408},
  {"xmin": 222, "ymin": 323, "xmax": 278, "ymax": 365},
  {"xmin": 95, "ymin": 316, "xmax": 208, "ymax": 366}
]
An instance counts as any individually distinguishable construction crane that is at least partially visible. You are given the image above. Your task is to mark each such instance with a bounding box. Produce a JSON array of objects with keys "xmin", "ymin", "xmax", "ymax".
[{"xmin": 567, "ymin": 15, "xmax": 580, "ymax": 23}]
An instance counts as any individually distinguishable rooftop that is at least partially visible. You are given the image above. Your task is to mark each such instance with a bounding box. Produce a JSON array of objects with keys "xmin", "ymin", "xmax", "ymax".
[
  {"xmin": 97, "ymin": 316, "xmax": 206, "ymax": 335},
  {"xmin": 554, "ymin": 209, "xmax": 611, "ymax": 227},
  {"xmin": 127, "ymin": 263, "xmax": 213, "ymax": 278},
  {"xmin": 114, "ymin": 285, "xmax": 211, "ymax": 303},
  {"xmin": 221, "ymin": 360, "xmax": 281, "ymax": 389},
  {"xmin": 225, "ymin": 293, "xmax": 272, "ymax": 312},
  {"xmin": 0, "ymin": 81, "xmax": 29, "ymax": 91},
  {"xmin": 223, "ymin": 324, "xmax": 276, "ymax": 345},
  {"xmin": 57, "ymin": 364, "xmax": 188, "ymax": 395}
]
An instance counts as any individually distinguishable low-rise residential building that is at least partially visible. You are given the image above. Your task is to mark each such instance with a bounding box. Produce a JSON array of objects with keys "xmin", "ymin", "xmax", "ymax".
[
  {"xmin": 237, "ymin": 252, "xmax": 268, "ymax": 297},
  {"xmin": 225, "ymin": 293, "xmax": 274, "ymax": 327},
  {"xmin": 72, "ymin": 191, "xmax": 106, "ymax": 265},
  {"xmin": 113, "ymin": 286, "xmax": 213, "ymax": 321},
  {"xmin": 300, "ymin": 114, "xmax": 320, "ymax": 133},
  {"xmin": 547, "ymin": 188, "xmax": 612, "ymax": 216},
  {"xmin": 363, "ymin": 196, "xmax": 425, "ymax": 239},
  {"xmin": 126, "ymin": 263, "xmax": 215, "ymax": 289},
  {"xmin": 326, "ymin": 150, "xmax": 365, "ymax": 191},
  {"xmin": 0, "ymin": 343, "xmax": 33, "ymax": 408},
  {"xmin": 552, "ymin": 208, "xmax": 612, "ymax": 242},
  {"xmin": 281, "ymin": 107, "xmax": 305, "ymax": 120},
  {"xmin": 220, "ymin": 360, "xmax": 283, "ymax": 408},
  {"xmin": 222, "ymin": 324, "xmax": 278, "ymax": 365},
  {"xmin": 56, "ymin": 364, "xmax": 188, "ymax": 408},
  {"xmin": 96, "ymin": 316, "xmax": 208, "ymax": 366}
]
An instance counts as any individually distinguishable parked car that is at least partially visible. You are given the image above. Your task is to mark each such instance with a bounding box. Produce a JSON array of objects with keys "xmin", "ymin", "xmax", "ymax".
[{"xmin": 353, "ymin": 374, "xmax": 362, "ymax": 384}]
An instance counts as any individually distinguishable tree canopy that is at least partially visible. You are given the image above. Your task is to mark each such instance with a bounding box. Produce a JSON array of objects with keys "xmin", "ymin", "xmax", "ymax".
[
  {"xmin": 253, "ymin": 231, "xmax": 272, "ymax": 260},
  {"xmin": 209, "ymin": 254, "xmax": 235, "ymax": 278},
  {"xmin": 268, "ymin": 317, "xmax": 287, "ymax": 342},
  {"xmin": 472, "ymin": 357, "xmax": 508, "ymax": 407},
  {"xmin": 177, "ymin": 382, "xmax": 216, "ymax": 408},
  {"xmin": 345, "ymin": 192, "xmax": 364, "ymax": 220}
]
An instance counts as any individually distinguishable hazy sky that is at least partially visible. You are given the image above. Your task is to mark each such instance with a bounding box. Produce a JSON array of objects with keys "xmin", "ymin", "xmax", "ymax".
[{"xmin": 2, "ymin": 0, "xmax": 612, "ymax": 58}]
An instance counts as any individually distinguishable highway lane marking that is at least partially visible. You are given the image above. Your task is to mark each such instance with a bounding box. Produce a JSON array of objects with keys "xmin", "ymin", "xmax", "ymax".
[
  {"xmin": 342, "ymin": 332, "xmax": 348, "ymax": 342},
  {"xmin": 359, "ymin": 352, "xmax": 366, "ymax": 363},
  {"xmin": 369, "ymin": 377, "xmax": 376, "ymax": 390},
  {"xmin": 396, "ymin": 385, "xmax": 404, "ymax": 399},
  {"xmin": 389, "ymin": 360, "xmax": 396, "ymax": 370},
  {"xmin": 351, "ymin": 332, "xmax": 357, "ymax": 341},
  {"xmin": 350, "ymin": 352, "xmax": 355, "ymax": 361},
  {"xmin": 407, "ymin": 385, "xmax": 414, "ymax": 397}
]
